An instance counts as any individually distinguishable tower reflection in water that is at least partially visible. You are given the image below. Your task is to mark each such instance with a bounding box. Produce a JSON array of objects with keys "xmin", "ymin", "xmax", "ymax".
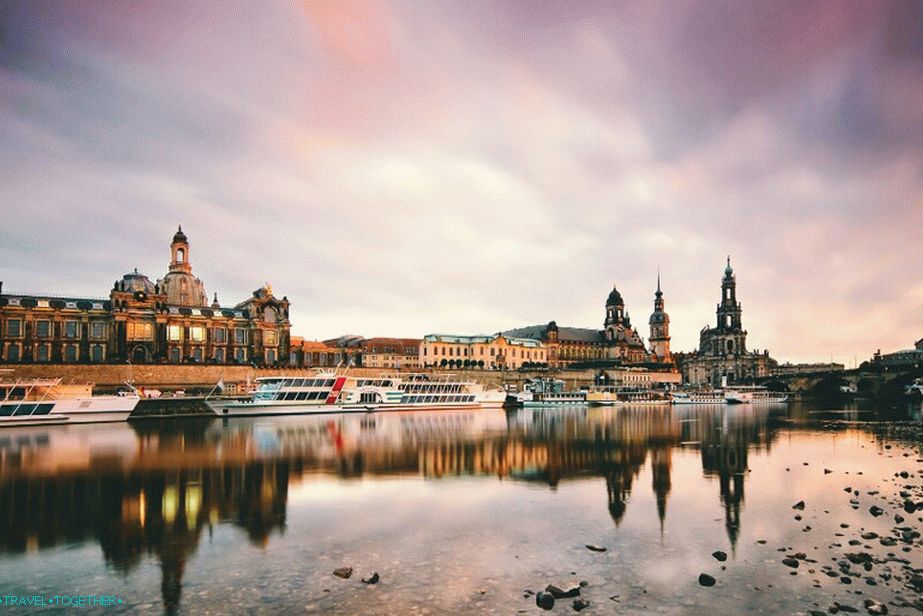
[{"xmin": 0, "ymin": 405, "xmax": 782, "ymax": 614}]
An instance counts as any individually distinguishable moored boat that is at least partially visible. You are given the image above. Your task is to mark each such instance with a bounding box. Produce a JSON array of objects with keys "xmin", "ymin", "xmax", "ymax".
[
  {"xmin": 207, "ymin": 371, "xmax": 505, "ymax": 416},
  {"xmin": 723, "ymin": 385, "xmax": 788, "ymax": 404},
  {"xmin": 586, "ymin": 386, "xmax": 670, "ymax": 406},
  {"xmin": 510, "ymin": 378, "xmax": 587, "ymax": 406},
  {"xmin": 0, "ymin": 376, "xmax": 139, "ymax": 427},
  {"xmin": 670, "ymin": 389, "xmax": 726, "ymax": 405}
]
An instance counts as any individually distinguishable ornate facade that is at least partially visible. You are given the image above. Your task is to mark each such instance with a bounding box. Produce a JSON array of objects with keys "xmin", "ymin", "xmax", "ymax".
[
  {"xmin": 420, "ymin": 334, "xmax": 546, "ymax": 370},
  {"xmin": 0, "ymin": 227, "xmax": 291, "ymax": 366},
  {"xmin": 648, "ymin": 273, "xmax": 671, "ymax": 362},
  {"xmin": 505, "ymin": 282, "xmax": 657, "ymax": 369},
  {"xmin": 680, "ymin": 258, "xmax": 775, "ymax": 385}
]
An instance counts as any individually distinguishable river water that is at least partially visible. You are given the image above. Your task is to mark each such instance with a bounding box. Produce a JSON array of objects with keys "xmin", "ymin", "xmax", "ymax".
[{"xmin": 1, "ymin": 401, "xmax": 922, "ymax": 615}]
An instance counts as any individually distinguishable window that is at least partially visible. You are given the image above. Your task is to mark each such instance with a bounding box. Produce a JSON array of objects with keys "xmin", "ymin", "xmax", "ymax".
[
  {"xmin": 64, "ymin": 321, "xmax": 78, "ymax": 338},
  {"xmin": 189, "ymin": 326, "xmax": 206, "ymax": 342},
  {"xmin": 6, "ymin": 344, "xmax": 20, "ymax": 362},
  {"xmin": 266, "ymin": 349, "xmax": 277, "ymax": 364},
  {"xmin": 170, "ymin": 348, "xmax": 181, "ymax": 363},
  {"xmin": 36, "ymin": 345, "xmax": 49, "ymax": 362},
  {"xmin": 64, "ymin": 345, "xmax": 77, "ymax": 362},
  {"xmin": 90, "ymin": 322, "xmax": 106, "ymax": 339},
  {"xmin": 235, "ymin": 348, "xmax": 246, "ymax": 362},
  {"xmin": 167, "ymin": 325, "xmax": 183, "ymax": 342},
  {"xmin": 234, "ymin": 328, "xmax": 247, "ymax": 344},
  {"xmin": 36, "ymin": 320, "xmax": 51, "ymax": 338},
  {"xmin": 213, "ymin": 327, "xmax": 227, "ymax": 343},
  {"xmin": 264, "ymin": 330, "xmax": 278, "ymax": 346},
  {"xmin": 192, "ymin": 347, "xmax": 203, "ymax": 362},
  {"xmin": 127, "ymin": 322, "xmax": 153, "ymax": 340},
  {"xmin": 91, "ymin": 345, "xmax": 104, "ymax": 362},
  {"xmin": 6, "ymin": 319, "xmax": 22, "ymax": 337},
  {"xmin": 215, "ymin": 348, "xmax": 225, "ymax": 363}
]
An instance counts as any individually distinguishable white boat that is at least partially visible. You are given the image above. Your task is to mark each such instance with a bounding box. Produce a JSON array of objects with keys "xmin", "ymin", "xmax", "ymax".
[
  {"xmin": 207, "ymin": 371, "xmax": 505, "ymax": 417},
  {"xmin": 724, "ymin": 385, "xmax": 788, "ymax": 404},
  {"xmin": 511, "ymin": 378, "xmax": 587, "ymax": 406},
  {"xmin": 0, "ymin": 377, "xmax": 139, "ymax": 427},
  {"xmin": 905, "ymin": 379, "xmax": 923, "ymax": 398},
  {"xmin": 586, "ymin": 386, "xmax": 670, "ymax": 406},
  {"xmin": 670, "ymin": 390, "xmax": 726, "ymax": 405}
]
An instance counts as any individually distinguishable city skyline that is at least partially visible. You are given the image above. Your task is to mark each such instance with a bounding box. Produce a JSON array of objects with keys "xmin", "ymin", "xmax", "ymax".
[{"xmin": 2, "ymin": 1, "xmax": 921, "ymax": 365}]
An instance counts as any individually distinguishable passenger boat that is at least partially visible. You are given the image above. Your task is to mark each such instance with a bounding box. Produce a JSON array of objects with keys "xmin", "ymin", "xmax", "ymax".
[
  {"xmin": 586, "ymin": 386, "xmax": 670, "ymax": 406},
  {"xmin": 206, "ymin": 371, "xmax": 506, "ymax": 417},
  {"xmin": 0, "ymin": 376, "xmax": 139, "ymax": 427},
  {"xmin": 723, "ymin": 385, "xmax": 788, "ymax": 404},
  {"xmin": 510, "ymin": 378, "xmax": 588, "ymax": 406},
  {"xmin": 670, "ymin": 390, "xmax": 726, "ymax": 405}
]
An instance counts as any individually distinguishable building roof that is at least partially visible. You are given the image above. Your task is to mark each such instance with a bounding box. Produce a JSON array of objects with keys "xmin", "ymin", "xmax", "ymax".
[
  {"xmin": 503, "ymin": 324, "xmax": 604, "ymax": 344},
  {"xmin": 291, "ymin": 337, "xmax": 337, "ymax": 352},
  {"xmin": 424, "ymin": 333, "xmax": 544, "ymax": 348},
  {"xmin": 362, "ymin": 337, "xmax": 422, "ymax": 354}
]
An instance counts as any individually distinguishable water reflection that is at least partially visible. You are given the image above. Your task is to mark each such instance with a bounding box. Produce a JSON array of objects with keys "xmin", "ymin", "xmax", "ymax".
[{"xmin": 0, "ymin": 404, "xmax": 791, "ymax": 613}]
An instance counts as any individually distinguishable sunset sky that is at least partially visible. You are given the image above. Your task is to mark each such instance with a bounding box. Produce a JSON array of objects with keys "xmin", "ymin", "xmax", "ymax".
[{"xmin": 1, "ymin": 1, "xmax": 921, "ymax": 364}]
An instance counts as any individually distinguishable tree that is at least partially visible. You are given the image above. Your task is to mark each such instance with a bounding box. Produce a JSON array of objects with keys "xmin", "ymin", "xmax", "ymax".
[
  {"xmin": 477, "ymin": 360, "xmax": 485, "ymax": 369},
  {"xmin": 440, "ymin": 358, "xmax": 448, "ymax": 367}
]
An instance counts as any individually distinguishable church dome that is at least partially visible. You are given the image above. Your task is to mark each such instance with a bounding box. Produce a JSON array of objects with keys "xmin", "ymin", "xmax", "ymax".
[
  {"xmin": 173, "ymin": 225, "xmax": 188, "ymax": 243},
  {"xmin": 724, "ymin": 256, "xmax": 734, "ymax": 278},
  {"xmin": 121, "ymin": 270, "xmax": 156, "ymax": 295},
  {"xmin": 159, "ymin": 272, "xmax": 208, "ymax": 307},
  {"xmin": 649, "ymin": 311, "xmax": 669, "ymax": 325},
  {"xmin": 606, "ymin": 286, "xmax": 623, "ymax": 306}
]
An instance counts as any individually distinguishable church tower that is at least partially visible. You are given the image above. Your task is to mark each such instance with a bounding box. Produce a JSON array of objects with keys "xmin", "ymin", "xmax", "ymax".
[
  {"xmin": 712, "ymin": 256, "xmax": 746, "ymax": 355},
  {"xmin": 648, "ymin": 272, "xmax": 671, "ymax": 362},
  {"xmin": 158, "ymin": 226, "xmax": 209, "ymax": 307},
  {"xmin": 604, "ymin": 285, "xmax": 629, "ymax": 341}
]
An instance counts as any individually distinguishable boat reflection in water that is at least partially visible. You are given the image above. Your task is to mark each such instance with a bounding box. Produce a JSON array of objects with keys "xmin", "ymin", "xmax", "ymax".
[{"xmin": 0, "ymin": 404, "xmax": 787, "ymax": 614}]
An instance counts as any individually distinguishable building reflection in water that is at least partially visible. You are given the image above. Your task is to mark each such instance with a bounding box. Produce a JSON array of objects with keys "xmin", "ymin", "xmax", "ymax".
[{"xmin": 0, "ymin": 405, "xmax": 784, "ymax": 613}]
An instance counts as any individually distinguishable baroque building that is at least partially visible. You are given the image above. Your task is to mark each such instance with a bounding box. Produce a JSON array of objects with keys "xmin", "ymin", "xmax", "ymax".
[
  {"xmin": 504, "ymin": 281, "xmax": 663, "ymax": 369},
  {"xmin": 420, "ymin": 334, "xmax": 546, "ymax": 370},
  {"xmin": 0, "ymin": 227, "xmax": 291, "ymax": 366},
  {"xmin": 679, "ymin": 258, "xmax": 775, "ymax": 386},
  {"xmin": 648, "ymin": 273, "xmax": 671, "ymax": 363}
]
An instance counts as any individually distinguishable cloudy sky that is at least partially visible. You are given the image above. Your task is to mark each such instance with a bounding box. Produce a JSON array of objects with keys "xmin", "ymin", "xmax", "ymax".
[{"xmin": 0, "ymin": 1, "xmax": 920, "ymax": 364}]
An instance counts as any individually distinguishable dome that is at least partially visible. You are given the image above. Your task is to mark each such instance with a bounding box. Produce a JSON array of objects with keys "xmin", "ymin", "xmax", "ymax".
[
  {"xmin": 724, "ymin": 256, "xmax": 734, "ymax": 278},
  {"xmin": 172, "ymin": 225, "xmax": 188, "ymax": 244},
  {"xmin": 649, "ymin": 311, "xmax": 670, "ymax": 325},
  {"xmin": 159, "ymin": 271, "xmax": 208, "ymax": 307},
  {"xmin": 606, "ymin": 285, "xmax": 623, "ymax": 306},
  {"xmin": 121, "ymin": 270, "xmax": 156, "ymax": 294}
]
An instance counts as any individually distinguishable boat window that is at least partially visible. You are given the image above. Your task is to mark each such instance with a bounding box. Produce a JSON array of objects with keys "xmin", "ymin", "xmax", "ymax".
[
  {"xmin": 13, "ymin": 404, "xmax": 35, "ymax": 416},
  {"xmin": 0, "ymin": 405, "xmax": 14, "ymax": 417}
]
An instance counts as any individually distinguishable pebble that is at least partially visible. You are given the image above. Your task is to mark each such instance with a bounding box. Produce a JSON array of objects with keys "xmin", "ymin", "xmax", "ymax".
[
  {"xmin": 333, "ymin": 567, "xmax": 353, "ymax": 579},
  {"xmin": 698, "ymin": 573, "xmax": 716, "ymax": 587},
  {"xmin": 535, "ymin": 592, "xmax": 555, "ymax": 610},
  {"xmin": 712, "ymin": 550, "xmax": 727, "ymax": 562}
]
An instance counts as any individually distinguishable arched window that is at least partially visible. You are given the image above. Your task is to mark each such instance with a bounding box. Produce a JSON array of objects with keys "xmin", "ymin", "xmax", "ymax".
[
  {"xmin": 727, "ymin": 339, "xmax": 734, "ymax": 353},
  {"xmin": 177, "ymin": 247, "xmax": 186, "ymax": 263}
]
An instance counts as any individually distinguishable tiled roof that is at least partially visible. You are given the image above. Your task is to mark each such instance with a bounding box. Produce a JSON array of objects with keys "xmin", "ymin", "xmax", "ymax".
[{"xmin": 503, "ymin": 324, "xmax": 604, "ymax": 343}]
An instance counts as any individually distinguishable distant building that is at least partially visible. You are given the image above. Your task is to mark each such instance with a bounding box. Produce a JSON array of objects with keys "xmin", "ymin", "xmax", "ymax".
[
  {"xmin": 0, "ymin": 227, "xmax": 291, "ymax": 366},
  {"xmin": 680, "ymin": 258, "xmax": 776, "ymax": 386},
  {"xmin": 504, "ymin": 280, "xmax": 662, "ymax": 369},
  {"xmin": 872, "ymin": 344, "xmax": 923, "ymax": 369},
  {"xmin": 288, "ymin": 337, "xmax": 341, "ymax": 368},
  {"xmin": 421, "ymin": 334, "xmax": 546, "ymax": 370},
  {"xmin": 361, "ymin": 337, "xmax": 422, "ymax": 369},
  {"xmin": 770, "ymin": 362, "xmax": 844, "ymax": 376}
]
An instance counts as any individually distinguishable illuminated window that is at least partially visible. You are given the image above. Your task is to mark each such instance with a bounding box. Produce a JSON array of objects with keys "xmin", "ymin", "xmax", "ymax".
[
  {"xmin": 189, "ymin": 326, "xmax": 205, "ymax": 342},
  {"xmin": 167, "ymin": 325, "xmax": 183, "ymax": 341},
  {"xmin": 264, "ymin": 330, "xmax": 278, "ymax": 346},
  {"xmin": 127, "ymin": 322, "xmax": 153, "ymax": 340}
]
